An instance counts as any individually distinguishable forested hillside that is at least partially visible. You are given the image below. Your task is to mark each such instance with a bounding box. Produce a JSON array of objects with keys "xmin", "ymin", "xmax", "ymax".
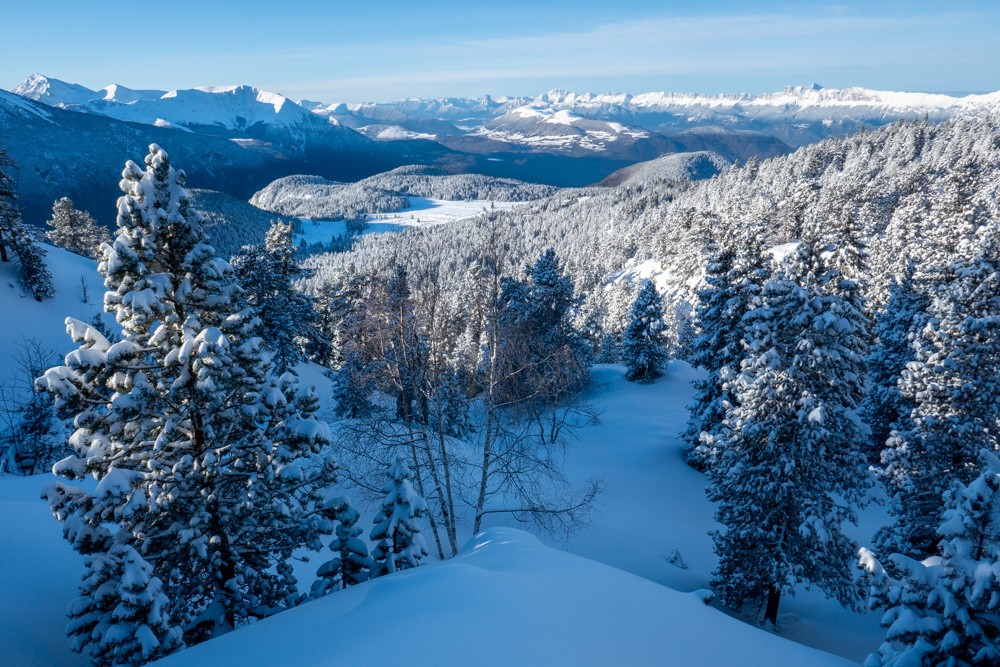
[{"xmin": 299, "ymin": 117, "xmax": 1000, "ymax": 351}]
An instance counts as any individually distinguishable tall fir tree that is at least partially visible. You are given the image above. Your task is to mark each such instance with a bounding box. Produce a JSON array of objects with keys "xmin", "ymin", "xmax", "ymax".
[
  {"xmin": 496, "ymin": 248, "xmax": 592, "ymax": 406},
  {"xmin": 621, "ymin": 280, "xmax": 667, "ymax": 383},
  {"xmin": 45, "ymin": 197, "xmax": 111, "ymax": 260},
  {"xmin": 707, "ymin": 230, "xmax": 871, "ymax": 626},
  {"xmin": 37, "ymin": 145, "xmax": 338, "ymax": 662},
  {"xmin": 861, "ymin": 262, "xmax": 928, "ymax": 464},
  {"xmin": 878, "ymin": 223, "xmax": 1000, "ymax": 558},
  {"xmin": 684, "ymin": 236, "xmax": 770, "ymax": 470}
]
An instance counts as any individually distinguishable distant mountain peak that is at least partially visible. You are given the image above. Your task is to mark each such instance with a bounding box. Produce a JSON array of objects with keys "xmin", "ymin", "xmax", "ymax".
[{"xmin": 12, "ymin": 74, "xmax": 97, "ymax": 107}]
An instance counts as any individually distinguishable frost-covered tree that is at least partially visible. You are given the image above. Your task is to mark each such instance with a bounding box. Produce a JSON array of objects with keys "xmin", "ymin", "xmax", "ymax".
[
  {"xmin": 622, "ymin": 280, "xmax": 667, "ymax": 383},
  {"xmin": 878, "ymin": 224, "xmax": 1000, "ymax": 558},
  {"xmin": 860, "ymin": 450, "xmax": 1000, "ymax": 667},
  {"xmin": 65, "ymin": 544, "xmax": 184, "ymax": 667},
  {"xmin": 0, "ymin": 148, "xmax": 54, "ymax": 300},
  {"xmin": 37, "ymin": 145, "xmax": 338, "ymax": 656},
  {"xmin": 708, "ymin": 232, "xmax": 871, "ymax": 626},
  {"xmin": 370, "ymin": 458, "xmax": 429, "ymax": 576},
  {"xmin": 45, "ymin": 197, "xmax": 110, "ymax": 260},
  {"xmin": 861, "ymin": 263, "xmax": 928, "ymax": 464},
  {"xmin": 231, "ymin": 220, "xmax": 318, "ymax": 372},
  {"xmin": 684, "ymin": 238, "xmax": 770, "ymax": 470},
  {"xmin": 312, "ymin": 496, "xmax": 372, "ymax": 597}
]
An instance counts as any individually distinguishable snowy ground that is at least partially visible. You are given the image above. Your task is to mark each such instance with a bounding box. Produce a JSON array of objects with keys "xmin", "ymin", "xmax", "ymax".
[
  {"xmin": 0, "ymin": 246, "xmax": 887, "ymax": 665},
  {"xmin": 294, "ymin": 196, "xmax": 521, "ymax": 245},
  {"xmin": 161, "ymin": 527, "xmax": 854, "ymax": 667}
]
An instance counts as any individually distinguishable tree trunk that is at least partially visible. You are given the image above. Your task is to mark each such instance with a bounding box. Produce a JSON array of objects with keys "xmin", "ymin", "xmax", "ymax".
[
  {"xmin": 764, "ymin": 585, "xmax": 781, "ymax": 628},
  {"xmin": 0, "ymin": 240, "xmax": 8, "ymax": 262}
]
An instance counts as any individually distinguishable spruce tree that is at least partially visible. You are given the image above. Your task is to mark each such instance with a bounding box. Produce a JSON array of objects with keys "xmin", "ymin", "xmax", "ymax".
[
  {"xmin": 622, "ymin": 280, "xmax": 667, "ymax": 383},
  {"xmin": 496, "ymin": 248, "xmax": 592, "ymax": 405},
  {"xmin": 38, "ymin": 145, "xmax": 339, "ymax": 657},
  {"xmin": 370, "ymin": 458, "xmax": 429, "ymax": 576},
  {"xmin": 45, "ymin": 197, "xmax": 110, "ymax": 260},
  {"xmin": 708, "ymin": 232, "xmax": 871, "ymax": 626},
  {"xmin": 861, "ymin": 451, "xmax": 1000, "ymax": 667}
]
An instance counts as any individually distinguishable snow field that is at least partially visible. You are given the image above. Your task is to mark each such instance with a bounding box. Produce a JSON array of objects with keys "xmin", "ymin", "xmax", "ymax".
[{"xmin": 294, "ymin": 197, "xmax": 521, "ymax": 245}]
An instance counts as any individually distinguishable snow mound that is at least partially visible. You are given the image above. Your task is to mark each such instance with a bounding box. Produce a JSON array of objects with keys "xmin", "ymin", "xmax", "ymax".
[{"xmin": 159, "ymin": 527, "xmax": 853, "ymax": 666}]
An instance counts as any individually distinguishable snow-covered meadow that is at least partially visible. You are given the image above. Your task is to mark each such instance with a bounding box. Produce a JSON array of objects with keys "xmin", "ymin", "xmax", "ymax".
[{"xmin": 293, "ymin": 197, "xmax": 522, "ymax": 245}]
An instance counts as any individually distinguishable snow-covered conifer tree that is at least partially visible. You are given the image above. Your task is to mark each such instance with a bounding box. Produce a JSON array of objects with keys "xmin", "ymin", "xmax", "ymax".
[
  {"xmin": 37, "ymin": 145, "xmax": 339, "ymax": 655},
  {"xmin": 621, "ymin": 280, "xmax": 667, "ymax": 383},
  {"xmin": 70, "ymin": 545, "xmax": 184, "ymax": 667},
  {"xmin": 708, "ymin": 230, "xmax": 871, "ymax": 626},
  {"xmin": 45, "ymin": 197, "xmax": 110, "ymax": 260},
  {"xmin": 861, "ymin": 450, "xmax": 1000, "ymax": 667},
  {"xmin": 861, "ymin": 262, "xmax": 927, "ymax": 464},
  {"xmin": 496, "ymin": 248, "xmax": 592, "ymax": 404},
  {"xmin": 684, "ymin": 237, "xmax": 770, "ymax": 470},
  {"xmin": 878, "ymin": 223, "xmax": 1000, "ymax": 558},
  {"xmin": 312, "ymin": 496, "xmax": 372, "ymax": 597},
  {"xmin": 231, "ymin": 220, "xmax": 318, "ymax": 372},
  {"xmin": 370, "ymin": 458, "xmax": 429, "ymax": 576}
]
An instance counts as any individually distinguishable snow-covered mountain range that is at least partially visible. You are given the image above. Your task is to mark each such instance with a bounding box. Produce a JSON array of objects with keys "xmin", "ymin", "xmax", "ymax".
[
  {"xmin": 318, "ymin": 83, "xmax": 1000, "ymax": 148},
  {"xmin": 6, "ymin": 74, "xmax": 1000, "ymax": 228}
]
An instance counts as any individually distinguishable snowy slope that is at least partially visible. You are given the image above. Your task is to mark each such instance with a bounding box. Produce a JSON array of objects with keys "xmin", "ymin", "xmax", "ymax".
[
  {"xmin": 1, "ymin": 245, "xmax": 109, "ymax": 390},
  {"xmin": 159, "ymin": 527, "xmax": 853, "ymax": 667},
  {"xmin": 597, "ymin": 151, "xmax": 729, "ymax": 186},
  {"xmin": 0, "ymin": 356, "xmax": 885, "ymax": 666}
]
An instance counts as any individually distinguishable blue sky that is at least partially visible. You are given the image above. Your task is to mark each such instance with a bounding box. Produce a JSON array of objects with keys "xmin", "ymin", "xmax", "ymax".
[{"xmin": 4, "ymin": 1, "xmax": 999, "ymax": 102}]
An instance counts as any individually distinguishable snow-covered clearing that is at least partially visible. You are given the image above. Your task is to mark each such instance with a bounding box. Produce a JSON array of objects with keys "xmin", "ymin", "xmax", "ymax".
[{"xmin": 294, "ymin": 196, "xmax": 520, "ymax": 245}]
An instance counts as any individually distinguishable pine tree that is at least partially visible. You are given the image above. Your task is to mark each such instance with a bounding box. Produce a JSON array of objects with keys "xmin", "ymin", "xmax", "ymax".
[
  {"xmin": 45, "ymin": 197, "xmax": 110, "ymax": 260},
  {"xmin": 231, "ymin": 220, "xmax": 318, "ymax": 372},
  {"xmin": 621, "ymin": 280, "xmax": 667, "ymax": 382},
  {"xmin": 708, "ymin": 232, "xmax": 871, "ymax": 626},
  {"xmin": 860, "ymin": 451, "xmax": 1000, "ymax": 667},
  {"xmin": 878, "ymin": 224, "xmax": 1000, "ymax": 558},
  {"xmin": 684, "ymin": 238, "xmax": 770, "ymax": 470},
  {"xmin": 370, "ymin": 458, "xmax": 429, "ymax": 576},
  {"xmin": 38, "ymin": 145, "xmax": 339, "ymax": 656},
  {"xmin": 0, "ymin": 148, "xmax": 55, "ymax": 301},
  {"xmin": 312, "ymin": 496, "xmax": 372, "ymax": 597}
]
